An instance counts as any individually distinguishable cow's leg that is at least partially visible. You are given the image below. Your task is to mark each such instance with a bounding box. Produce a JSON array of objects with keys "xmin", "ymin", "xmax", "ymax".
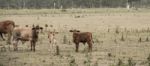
[
  {"xmin": 53, "ymin": 39, "xmax": 57, "ymax": 53},
  {"xmin": 13, "ymin": 40, "xmax": 18, "ymax": 51},
  {"xmin": 51, "ymin": 43, "xmax": 54, "ymax": 53},
  {"xmin": 0, "ymin": 33, "xmax": 5, "ymax": 41},
  {"xmin": 7, "ymin": 25, "xmax": 14, "ymax": 44},
  {"xmin": 30, "ymin": 41, "xmax": 33, "ymax": 51},
  {"xmin": 88, "ymin": 42, "xmax": 92, "ymax": 52},
  {"xmin": 7, "ymin": 32, "xmax": 11, "ymax": 44},
  {"xmin": 75, "ymin": 43, "xmax": 79, "ymax": 52},
  {"xmin": 33, "ymin": 41, "xmax": 36, "ymax": 52},
  {"xmin": 49, "ymin": 41, "xmax": 52, "ymax": 52}
]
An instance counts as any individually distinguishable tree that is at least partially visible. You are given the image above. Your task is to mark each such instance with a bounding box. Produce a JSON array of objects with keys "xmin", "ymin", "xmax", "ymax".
[{"xmin": 0, "ymin": 0, "xmax": 149, "ymax": 9}]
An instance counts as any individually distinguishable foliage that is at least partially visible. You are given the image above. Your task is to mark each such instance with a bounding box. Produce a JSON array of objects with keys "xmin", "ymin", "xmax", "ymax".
[{"xmin": 0, "ymin": 0, "xmax": 149, "ymax": 9}]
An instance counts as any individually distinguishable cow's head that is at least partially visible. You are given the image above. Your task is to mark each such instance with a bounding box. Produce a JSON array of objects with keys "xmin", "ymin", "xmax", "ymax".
[
  {"xmin": 48, "ymin": 31, "xmax": 58, "ymax": 35},
  {"xmin": 32, "ymin": 25, "xmax": 41, "ymax": 35},
  {"xmin": 69, "ymin": 29, "xmax": 80, "ymax": 32},
  {"xmin": 32, "ymin": 27, "xmax": 39, "ymax": 34},
  {"xmin": 48, "ymin": 31, "xmax": 58, "ymax": 38}
]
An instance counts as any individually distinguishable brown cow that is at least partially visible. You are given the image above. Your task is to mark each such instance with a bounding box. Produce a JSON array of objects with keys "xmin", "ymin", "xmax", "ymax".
[
  {"xmin": 70, "ymin": 29, "xmax": 93, "ymax": 52},
  {"xmin": 12, "ymin": 25, "xmax": 40, "ymax": 51},
  {"xmin": 0, "ymin": 20, "xmax": 15, "ymax": 44}
]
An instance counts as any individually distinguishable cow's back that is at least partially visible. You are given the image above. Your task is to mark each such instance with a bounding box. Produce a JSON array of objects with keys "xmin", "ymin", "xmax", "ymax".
[
  {"xmin": 13, "ymin": 27, "xmax": 32, "ymax": 41},
  {"xmin": 73, "ymin": 32, "xmax": 92, "ymax": 43},
  {"xmin": 0, "ymin": 20, "xmax": 15, "ymax": 33}
]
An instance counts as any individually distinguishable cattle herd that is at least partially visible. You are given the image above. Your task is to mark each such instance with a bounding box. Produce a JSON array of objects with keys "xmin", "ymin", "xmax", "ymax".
[{"xmin": 0, "ymin": 20, "xmax": 93, "ymax": 52}]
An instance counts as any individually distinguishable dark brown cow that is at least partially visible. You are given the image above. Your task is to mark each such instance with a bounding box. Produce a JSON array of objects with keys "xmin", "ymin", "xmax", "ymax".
[
  {"xmin": 12, "ymin": 25, "xmax": 40, "ymax": 51},
  {"xmin": 0, "ymin": 20, "xmax": 15, "ymax": 44},
  {"xmin": 70, "ymin": 30, "xmax": 93, "ymax": 52}
]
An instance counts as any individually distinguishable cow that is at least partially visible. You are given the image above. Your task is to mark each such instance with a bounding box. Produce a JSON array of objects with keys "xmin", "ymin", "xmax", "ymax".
[
  {"xmin": 32, "ymin": 25, "xmax": 43, "ymax": 33},
  {"xmin": 69, "ymin": 29, "xmax": 93, "ymax": 52},
  {"xmin": 0, "ymin": 20, "xmax": 15, "ymax": 44},
  {"xmin": 48, "ymin": 31, "xmax": 58, "ymax": 52},
  {"xmin": 12, "ymin": 25, "xmax": 40, "ymax": 51}
]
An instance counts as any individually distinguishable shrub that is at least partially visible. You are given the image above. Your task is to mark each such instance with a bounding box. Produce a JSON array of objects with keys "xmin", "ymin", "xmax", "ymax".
[
  {"xmin": 146, "ymin": 37, "xmax": 149, "ymax": 42},
  {"xmin": 56, "ymin": 45, "xmax": 60, "ymax": 55},
  {"xmin": 138, "ymin": 37, "xmax": 142, "ymax": 42},
  {"xmin": 147, "ymin": 54, "xmax": 150, "ymax": 66},
  {"xmin": 63, "ymin": 35, "xmax": 67, "ymax": 44},
  {"xmin": 117, "ymin": 59, "xmax": 124, "ymax": 66},
  {"xmin": 121, "ymin": 34, "xmax": 125, "ymax": 41},
  {"xmin": 128, "ymin": 58, "xmax": 136, "ymax": 66}
]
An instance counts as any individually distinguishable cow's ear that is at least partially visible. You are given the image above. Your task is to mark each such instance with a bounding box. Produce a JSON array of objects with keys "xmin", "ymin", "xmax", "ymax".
[
  {"xmin": 69, "ymin": 30, "xmax": 73, "ymax": 32},
  {"xmin": 74, "ymin": 29, "xmax": 80, "ymax": 32},
  {"xmin": 76, "ymin": 30, "xmax": 80, "ymax": 32},
  {"xmin": 32, "ymin": 28, "xmax": 35, "ymax": 30},
  {"xmin": 40, "ymin": 27, "xmax": 43, "ymax": 30}
]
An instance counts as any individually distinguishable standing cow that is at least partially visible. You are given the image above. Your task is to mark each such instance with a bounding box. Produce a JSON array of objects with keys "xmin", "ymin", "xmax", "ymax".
[
  {"xmin": 0, "ymin": 20, "xmax": 15, "ymax": 44},
  {"xmin": 48, "ymin": 31, "xmax": 58, "ymax": 52},
  {"xmin": 70, "ymin": 30, "xmax": 93, "ymax": 52},
  {"xmin": 12, "ymin": 25, "xmax": 40, "ymax": 51}
]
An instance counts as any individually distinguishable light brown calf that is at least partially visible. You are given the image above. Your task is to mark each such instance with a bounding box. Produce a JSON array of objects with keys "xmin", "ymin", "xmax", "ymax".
[
  {"xmin": 48, "ymin": 31, "xmax": 58, "ymax": 52},
  {"xmin": 12, "ymin": 25, "xmax": 40, "ymax": 51}
]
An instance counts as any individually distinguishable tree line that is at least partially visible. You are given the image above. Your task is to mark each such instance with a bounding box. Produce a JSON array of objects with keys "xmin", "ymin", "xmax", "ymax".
[{"xmin": 0, "ymin": 0, "xmax": 149, "ymax": 9}]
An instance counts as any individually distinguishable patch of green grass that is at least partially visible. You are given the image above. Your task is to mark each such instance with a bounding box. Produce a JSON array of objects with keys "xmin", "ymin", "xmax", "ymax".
[{"xmin": 0, "ymin": 63, "xmax": 3, "ymax": 66}]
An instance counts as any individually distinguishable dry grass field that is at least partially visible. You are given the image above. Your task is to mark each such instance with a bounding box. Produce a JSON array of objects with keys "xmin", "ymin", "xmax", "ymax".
[{"xmin": 1, "ymin": 8, "xmax": 150, "ymax": 66}]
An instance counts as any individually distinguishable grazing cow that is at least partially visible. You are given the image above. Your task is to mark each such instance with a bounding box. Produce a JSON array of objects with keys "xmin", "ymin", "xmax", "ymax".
[
  {"xmin": 48, "ymin": 31, "xmax": 58, "ymax": 52},
  {"xmin": 12, "ymin": 25, "xmax": 40, "ymax": 51},
  {"xmin": 70, "ymin": 30, "xmax": 93, "ymax": 52},
  {"xmin": 0, "ymin": 20, "xmax": 15, "ymax": 44}
]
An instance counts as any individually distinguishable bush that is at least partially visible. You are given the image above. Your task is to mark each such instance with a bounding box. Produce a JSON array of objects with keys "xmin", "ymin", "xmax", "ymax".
[
  {"xmin": 117, "ymin": 59, "xmax": 124, "ymax": 66},
  {"xmin": 121, "ymin": 34, "xmax": 125, "ymax": 41},
  {"xmin": 128, "ymin": 58, "xmax": 136, "ymax": 66},
  {"xmin": 146, "ymin": 37, "xmax": 149, "ymax": 42},
  {"xmin": 63, "ymin": 35, "xmax": 67, "ymax": 44},
  {"xmin": 138, "ymin": 37, "xmax": 142, "ymax": 42}
]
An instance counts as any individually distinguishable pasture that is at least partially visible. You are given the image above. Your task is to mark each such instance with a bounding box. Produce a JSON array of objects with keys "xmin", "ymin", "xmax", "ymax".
[{"xmin": 1, "ymin": 8, "xmax": 150, "ymax": 66}]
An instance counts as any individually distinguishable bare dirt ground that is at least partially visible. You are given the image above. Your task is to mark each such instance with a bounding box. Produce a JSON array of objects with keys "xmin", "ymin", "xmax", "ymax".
[{"xmin": 1, "ymin": 10, "xmax": 150, "ymax": 66}]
